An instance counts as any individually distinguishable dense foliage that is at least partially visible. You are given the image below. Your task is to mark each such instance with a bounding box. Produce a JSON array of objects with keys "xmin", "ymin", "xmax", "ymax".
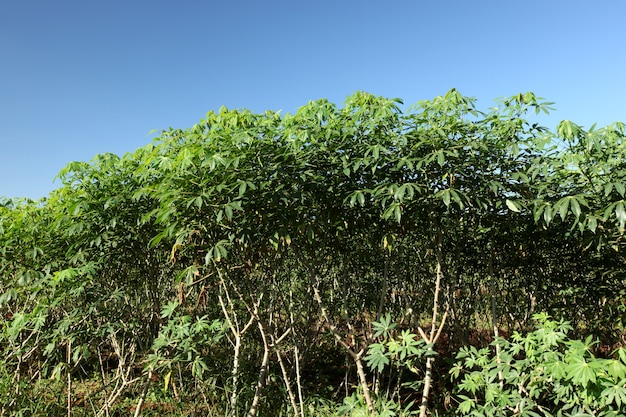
[{"xmin": 1, "ymin": 90, "xmax": 625, "ymax": 416}]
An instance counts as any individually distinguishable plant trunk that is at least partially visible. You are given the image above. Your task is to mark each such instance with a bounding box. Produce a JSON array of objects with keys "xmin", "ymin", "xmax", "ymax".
[
  {"xmin": 311, "ymin": 282, "xmax": 374, "ymax": 413},
  {"xmin": 294, "ymin": 345, "xmax": 305, "ymax": 417},
  {"xmin": 354, "ymin": 353, "xmax": 374, "ymax": 412},
  {"xmin": 275, "ymin": 349, "xmax": 298, "ymax": 416},
  {"xmin": 67, "ymin": 339, "xmax": 72, "ymax": 417},
  {"xmin": 419, "ymin": 228, "xmax": 447, "ymax": 417},
  {"xmin": 230, "ymin": 333, "xmax": 243, "ymax": 414},
  {"xmin": 489, "ymin": 252, "xmax": 504, "ymax": 388},
  {"xmin": 247, "ymin": 321, "xmax": 271, "ymax": 417},
  {"xmin": 217, "ymin": 275, "xmax": 256, "ymax": 417},
  {"xmin": 133, "ymin": 369, "xmax": 152, "ymax": 417}
]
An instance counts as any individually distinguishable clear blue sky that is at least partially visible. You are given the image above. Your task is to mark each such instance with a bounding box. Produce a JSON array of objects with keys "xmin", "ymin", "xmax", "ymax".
[{"xmin": 1, "ymin": 0, "xmax": 624, "ymax": 199}]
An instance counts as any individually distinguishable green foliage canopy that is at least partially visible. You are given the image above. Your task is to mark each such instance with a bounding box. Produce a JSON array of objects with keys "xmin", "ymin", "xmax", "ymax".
[{"xmin": 1, "ymin": 89, "xmax": 625, "ymax": 415}]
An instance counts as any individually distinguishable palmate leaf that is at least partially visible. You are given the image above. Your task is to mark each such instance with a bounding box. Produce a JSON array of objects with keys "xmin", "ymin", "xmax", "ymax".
[
  {"xmin": 160, "ymin": 300, "xmax": 179, "ymax": 319},
  {"xmin": 457, "ymin": 395, "xmax": 475, "ymax": 414},
  {"xmin": 565, "ymin": 357, "xmax": 596, "ymax": 387},
  {"xmin": 191, "ymin": 357, "xmax": 209, "ymax": 377},
  {"xmin": 606, "ymin": 359, "xmax": 626, "ymax": 380},
  {"xmin": 372, "ymin": 313, "xmax": 396, "ymax": 338},
  {"xmin": 599, "ymin": 379, "xmax": 626, "ymax": 410},
  {"xmin": 364, "ymin": 343, "xmax": 390, "ymax": 373}
]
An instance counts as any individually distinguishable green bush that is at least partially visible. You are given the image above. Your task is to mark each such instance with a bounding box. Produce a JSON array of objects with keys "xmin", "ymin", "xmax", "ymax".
[{"xmin": 451, "ymin": 313, "xmax": 626, "ymax": 416}]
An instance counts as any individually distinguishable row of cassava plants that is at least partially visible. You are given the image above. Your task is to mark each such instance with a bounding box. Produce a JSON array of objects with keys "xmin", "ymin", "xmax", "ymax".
[{"xmin": 1, "ymin": 90, "xmax": 626, "ymax": 415}]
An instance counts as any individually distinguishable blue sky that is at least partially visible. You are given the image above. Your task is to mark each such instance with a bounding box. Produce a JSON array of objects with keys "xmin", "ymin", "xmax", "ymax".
[{"xmin": 1, "ymin": 0, "xmax": 625, "ymax": 199}]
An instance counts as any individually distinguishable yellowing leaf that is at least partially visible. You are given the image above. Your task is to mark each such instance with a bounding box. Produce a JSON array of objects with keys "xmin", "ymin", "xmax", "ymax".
[
  {"xmin": 506, "ymin": 199, "xmax": 521, "ymax": 213},
  {"xmin": 164, "ymin": 370, "xmax": 172, "ymax": 392}
]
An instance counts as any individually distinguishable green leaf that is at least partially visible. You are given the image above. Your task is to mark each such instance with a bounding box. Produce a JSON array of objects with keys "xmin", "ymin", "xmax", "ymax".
[
  {"xmin": 586, "ymin": 215, "xmax": 598, "ymax": 233},
  {"xmin": 506, "ymin": 199, "xmax": 521, "ymax": 213},
  {"xmin": 570, "ymin": 197, "xmax": 581, "ymax": 218},
  {"xmin": 357, "ymin": 191, "xmax": 365, "ymax": 206},
  {"xmin": 191, "ymin": 358, "xmax": 209, "ymax": 377},
  {"xmin": 556, "ymin": 198, "xmax": 569, "ymax": 220},
  {"xmin": 437, "ymin": 150, "xmax": 445, "ymax": 167},
  {"xmin": 364, "ymin": 343, "xmax": 390, "ymax": 373},
  {"xmin": 543, "ymin": 204, "xmax": 553, "ymax": 226},
  {"xmin": 606, "ymin": 359, "xmax": 626, "ymax": 380},
  {"xmin": 442, "ymin": 190, "xmax": 451, "ymax": 207},
  {"xmin": 161, "ymin": 300, "xmax": 179, "ymax": 319},
  {"xmin": 458, "ymin": 396, "xmax": 475, "ymax": 414},
  {"xmin": 450, "ymin": 189, "xmax": 464, "ymax": 209},
  {"xmin": 238, "ymin": 180, "xmax": 247, "ymax": 197},
  {"xmin": 613, "ymin": 201, "xmax": 626, "ymax": 232},
  {"xmin": 533, "ymin": 203, "xmax": 545, "ymax": 222},
  {"xmin": 372, "ymin": 314, "xmax": 396, "ymax": 338},
  {"xmin": 393, "ymin": 204, "xmax": 402, "ymax": 223},
  {"xmin": 565, "ymin": 357, "xmax": 596, "ymax": 387}
]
